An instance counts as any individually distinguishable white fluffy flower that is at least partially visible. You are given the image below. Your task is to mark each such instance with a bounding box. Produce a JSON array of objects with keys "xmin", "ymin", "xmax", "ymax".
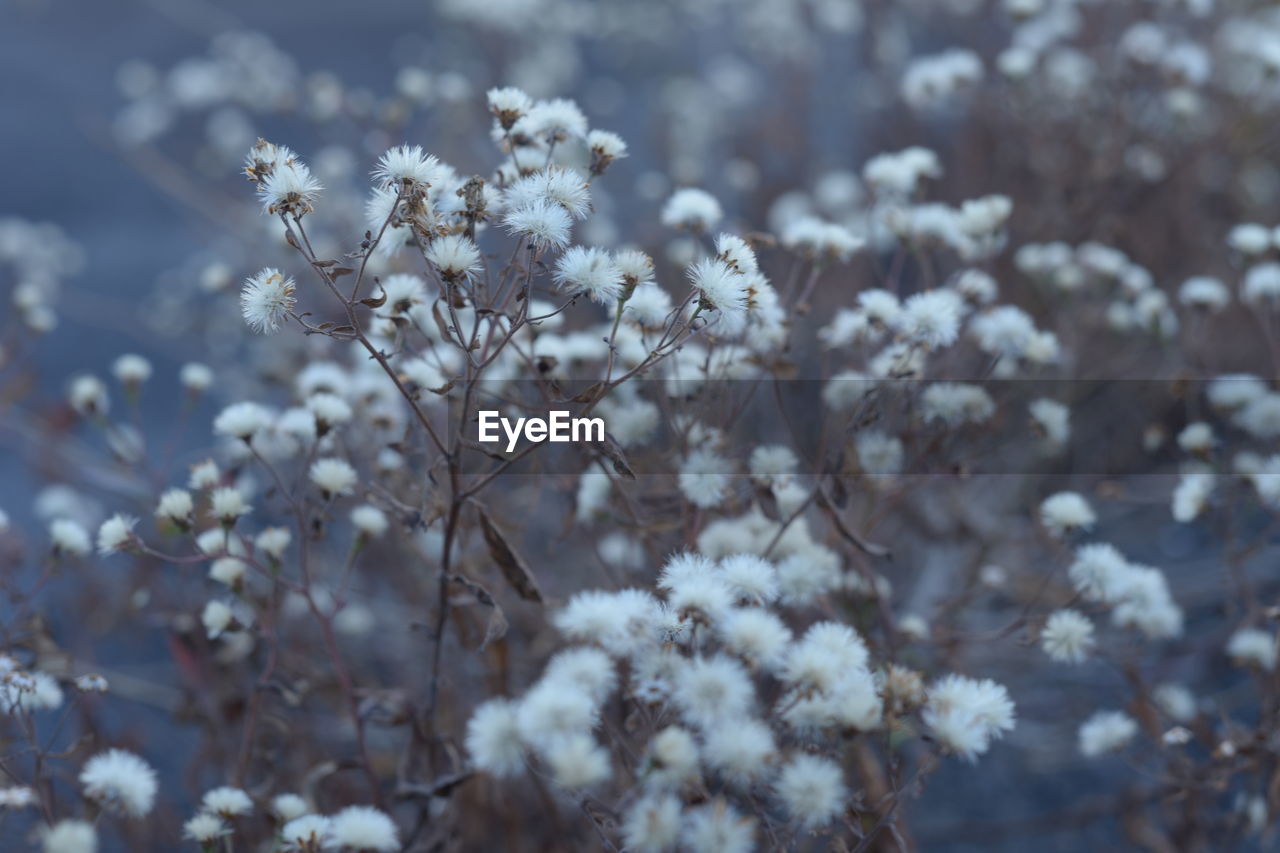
[
  {"xmin": 506, "ymin": 168, "xmax": 592, "ymax": 220},
  {"xmin": 96, "ymin": 514, "xmax": 137, "ymax": 555},
  {"xmin": 111, "ymin": 353, "xmax": 151, "ymax": 387},
  {"xmin": 775, "ymin": 753, "xmax": 847, "ymax": 828},
  {"xmin": 466, "ymin": 698, "xmax": 526, "ymax": 777},
  {"xmin": 202, "ymin": 600, "xmax": 234, "ymax": 639},
  {"xmin": 324, "ymin": 805, "xmax": 398, "ymax": 851},
  {"xmin": 210, "ymin": 487, "xmax": 251, "ymax": 521},
  {"xmin": 1227, "ymin": 627, "xmax": 1277, "ymax": 670},
  {"xmin": 259, "ymin": 159, "xmax": 323, "ymax": 216},
  {"xmin": 240, "ymin": 268, "xmax": 296, "ymax": 333},
  {"xmin": 897, "ymin": 289, "xmax": 964, "ymax": 349},
  {"xmin": 183, "ymin": 813, "xmax": 230, "ymax": 842},
  {"xmin": 50, "ymin": 518, "xmax": 91, "ymax": 557},
  {"xmin": 309, "ymin": 458, "xmax": 358, "ymax": 497},
  {"xmin": 180, "ymin": 362, "xmax": 213, "ymax": 392},
  {"xmin": 1040, "ymin": 609, "xmax": 1095, "ymax": 663},
  {"xmin": 282, "ymin": 814, "xmax": 330, "ymax": 851},
  {"xmin": 426, "ymin": 234, "xmax": 482, "ymax": 281},
  {"xmin": 503, "ymin": 201, "xmax": 572, "ymax": 250},
  {"xmin": 155, "ymin": 488, "xmax": 194, "ymax": 524},
  {"xmin": 1039, "ymin": 491, "xmax": 1095, "ymax": 537},
  {"xmin": 622, "ymin": 794, "xmax": 682, "ymax": 853},
  {"xmin": 682, "ymin": 799, "xmax": 755, "ymax": 853},
  {"xmin": 372, "ymin": 144, "xmax": 442, "ymax": 189},
  {"xmin": 79, "ymin": 749, "xmax": 157, "ymax": 817},
  {"xmin": 1078, "ymin": 710, "xmax": 1138, "ymax": 757},
  {"xmin": 661, "ymin": 188, "xmax": 722, "ymax": 231},
  {"xmin": 688, "ymin": 259, "xmax": 748, "ymax": 317},
  {"xmin": 678, "ymin": 449, "xmax": 733, "ymax": 508},
  {"xmin": 350, "ymin": 505, "xmax": 389, "ymax": 538},
  {"xmin": 201, "ymin": 786, "xmax": 253, "ymax": 818},
  {"xmin": 68, "ymin": 375, "xmax": 108, "ymax": 416},
  {"xmin": 554, "ymin": 246, "xmax": 623, "ymax": 304},
  {"xmin": 923, "ymin": 675, "xmax": 1016, "ymax": 761},
  {"xmin": 487, "ymin": 86, "xmax": 532, "ymax": 128},
  {"xmin": 41, "ymin": 820, "xmax": 98, "ymax": 853},
  {"xmin": 214, "ymin": 401, "xmax": 270, "ymax": 440}
]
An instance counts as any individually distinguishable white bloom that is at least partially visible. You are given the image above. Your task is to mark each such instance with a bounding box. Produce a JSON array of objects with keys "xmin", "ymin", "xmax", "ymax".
[
  {"xmin": 674, "ymin": 655, "xmax": 755, "ymax": 728},
  {"xmin": 273, "ymin": 793, "xmax": 310, "ymax": 821},
  {"xmin": 202, "ymin": 600, "xmax": 234, "ymax": 639},
  {"xmin": 1243, "ymin": 262, "xmax": 1280, "ymax": 308},
  {"xmin": 506, "ymin": 168, "xmax": 592, "ymax": 220},
  {"xmin": 183, "ymin": 813, "xmax": 230, "ymax": 842},
  {"xmin": 41, "ymin": 820, "xmax": 98, "ymax": 853},
  {"xmin": 69, "ymin": 375, "xmax": 108, "ymax": 416},
  {"xmin": 546, "ymin": 733, "xmax": 611, "ymax": 789},
  {"xmin": 923, "ymin": 675, "xmax": 1016, "ymax": 761},
  {"xmin": 487, "ymin": 86, "xmax": 532, "ymax": 128},
  {"xmin": 503, "ymin": 201, "xmax": 572, "ymax": 250},
  {"xmin": 214, "ymin": 402, "xmax": 270, "ymax": 440},
  {"xmin": 1178, "ymin": 276, "xmax": 1228, "ymax": 311},
  {"xmin": 516, "ymin": 97, "xmax": 588, "ymax": 142},
  {"xmin": 325, "ymin": 805, "xmax": 398, "ymax": 851},
  {"xmin": 180, "ymin": 362, "xmax": 213, "ymax": 392},
  {"xmin": 678, "ymin": 449, "xmax": 733, "ymax": 508},
  {"xmin": 717, "ymin": 608, "xmax": 791, "ymax": 668},
  {"xmin": 1040, "ymin": 609, "xmax": 1095, "ymax": 663},
  {"xmin": 79, "ymin": 749, "xmax": 157, "ymax": 817},
  {"xmin": 661, "ymin": 188, "xmax": 722, "ymax": 232},
  {"xmin": 309, "ymin": 458, "xmax": 358, "ymax": 497},
  {"xmin": 1228, "ymin": 223, "xmax": 1270, "ymax": 255},
  {"xmin": 255, "ymin": 526, "xmax": 291, "ymax": 559},
  {"xmin": 96, "ymin": 513, "xmax": 136, "ymax": 555},
  {"xmin": 1227, "ymin": 627, "xmax": 1277, "ymax": 670},
  {"xmin": 1039, "ymin": 491, "xmax": 1095, "ymax": 537},
  {"xmin": 50, "ymin": 518, "xmax": 91, "ymax": 557},
  {"xmin": 111, "ymin": 353, "xmax": 151, "ymax": 386},
  {"xmin": 553, "ymin": 589, "xmax": 662, "ymax": 656},
  {"xmin": 259, "ymin": 159, "xmax": 322, "ymax": 216},
  {"xmin": 688, "ymin": 259, "xmax": 748, "ymax": 317},
  {"xmin": 682, "ymin": 799, "xmax": 755, "ymax": 853},
  {"xmin": 1029, "ymin": 398, "xmax": 1070, "ymax": 446},
  {"xmin": 372, "ymin": 144, "xmax": 441, "ymax": 189},
  {"xmin": 587, "ymin": 129, "xmax": 627, "ymax": 174},
  {"xmin": 241, "ymin": 268, "xmax": 296, "ymax": 333},
  {"xmin": 1079, "ymin": 710, "xmax": 1138, "ymax": 757},
  {"xmin": 622, "ymin": 794, "xmax": 682, "ymax": 853},
  {"xmin": 201, "ymin": 786, "xmax": 252, "ymax": 817},
  {"xmin": 897, "ymin": 289, "xmax": 964, "ymax": 349},
  {"xmin": 466, "ymin": 698, "xmax": 526, "ymax": 777},
  {"xmin": 426, "ymin": 234, "xmax": 481, "ymax": 280},
  {"xmin": 210, "ymin": 487, "xmax": 251, "ymax": 521},
  {"xmin": 282, "ymin": 814, "xmax": 330, "ymax": 851},
  {"xmin": 553, "ymin": 246, "xmax": 623, "ymax": 304},
  {"xmin": 775, "ymin": 753, "xmax": 847, "ymax": 828},
  {"xmin": 1172, "ymin": 472, "xmax": 1214, "ymax": 522},
  {"xmin": 189, "ymin": 459, "xmax": 221, "ymax": 490},
  {"xmin": 701, "ymin": 717, "xmax": 775, "ymax": 780},
  {"xmin": 350, "ymin": 505, "xmax": 389, "ymax": 537}
]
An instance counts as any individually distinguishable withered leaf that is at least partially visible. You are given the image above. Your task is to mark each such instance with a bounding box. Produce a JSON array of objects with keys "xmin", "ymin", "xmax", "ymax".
[
  {"xmin": 597, "ymin": 432, "xmax": 636, "ymax": 480},
  {"xmin": 431, "ymin": 300, "xmax": 454, "ymax": 343},
  {"xmin": 450, "ymin": 573, "xmax": 509, "ymax": 648},
  {"xmin": 361, "ymin": 290, "xmax": 387, "ymax": 308},
  {"xmin": 476, "ymin": 507, "xmax": 545, "ymax": 603},
  {"xmin": 330, "ymin": 267, "xmax": 356, "ymax": 279}
]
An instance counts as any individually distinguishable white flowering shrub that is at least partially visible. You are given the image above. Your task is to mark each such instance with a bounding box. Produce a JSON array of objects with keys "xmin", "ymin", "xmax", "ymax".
[{"xmin": 7, "ymin": 0, "xmax": 1280, "ymax": 850}]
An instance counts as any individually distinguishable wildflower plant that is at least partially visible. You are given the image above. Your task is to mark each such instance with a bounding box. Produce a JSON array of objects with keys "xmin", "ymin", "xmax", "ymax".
[{"xmin": 6, "ymin": 1, "xmax": 1280, "ymax": 850}]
